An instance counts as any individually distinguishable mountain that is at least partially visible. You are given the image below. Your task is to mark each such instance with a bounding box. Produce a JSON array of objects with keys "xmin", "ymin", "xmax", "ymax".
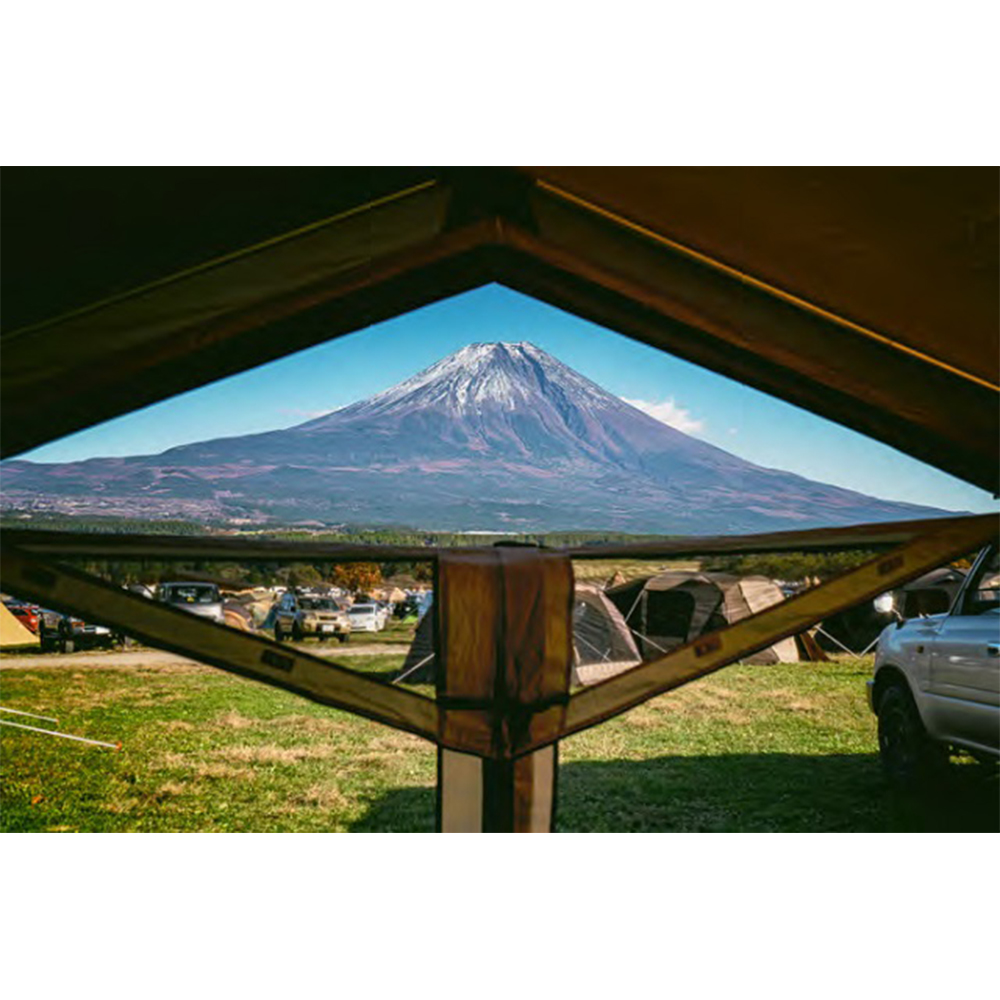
[{"xmin": 0, "ymin": 342, "xmax": 955, "ymax": 533}]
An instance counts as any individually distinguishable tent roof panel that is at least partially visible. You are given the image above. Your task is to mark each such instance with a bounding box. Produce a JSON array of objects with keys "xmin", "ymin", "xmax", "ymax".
[{"xmin": 525, "ymin": 166, "xmax": 999, "ymax": 386}]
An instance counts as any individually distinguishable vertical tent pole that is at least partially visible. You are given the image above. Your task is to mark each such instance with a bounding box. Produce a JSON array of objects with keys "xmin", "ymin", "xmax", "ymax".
[{"xmin": 436, "ymin": 548, "xmax": 572, "ymax": 833}]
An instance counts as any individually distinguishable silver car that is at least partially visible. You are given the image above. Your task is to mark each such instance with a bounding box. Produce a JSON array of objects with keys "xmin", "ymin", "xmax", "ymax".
[
  {"xmin": 347, "ymin": 603, "xmax": 380, "ymax": 633},
  {"xmin": 868, "ymin": 544, "xmax": 999, "ymax": 786},
  {"xmin": 158, "ymin": 582, "xmax": 225, "ymax": 624}
]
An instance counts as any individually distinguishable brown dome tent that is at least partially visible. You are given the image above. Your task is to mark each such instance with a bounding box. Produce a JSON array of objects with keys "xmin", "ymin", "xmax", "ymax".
[{"xmin": 607, "ymin": 571, "xmax": 801, "ymax": 664}]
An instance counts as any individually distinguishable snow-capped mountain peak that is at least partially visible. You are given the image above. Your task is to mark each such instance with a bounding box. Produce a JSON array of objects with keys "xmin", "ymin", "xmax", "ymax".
[
  {"xmin": 319, "ymin": 341, "xmax": 621, "ymax": 420},
  {"xmin": 1, "ymin": 341, "xmax": 952, "ymax": 534}
]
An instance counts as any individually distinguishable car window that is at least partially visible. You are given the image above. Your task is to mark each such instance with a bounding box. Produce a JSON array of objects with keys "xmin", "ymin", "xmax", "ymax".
[
  {"xmin": 299, "ymin": 598, "xmax": 335, "ymax": 611},
  {"xmin": 962, "ymin": 548, "xmax": 1000, "ymax": 616},
  {"xmin": 164, "ymin": 584, "xmax": 221, "ymax": 604}
]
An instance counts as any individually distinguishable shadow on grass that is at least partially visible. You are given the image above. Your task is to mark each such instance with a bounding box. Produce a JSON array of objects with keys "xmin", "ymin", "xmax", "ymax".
[{"xmin": 349, "ymin": 752, "xmax": 998, "ymax": 833}]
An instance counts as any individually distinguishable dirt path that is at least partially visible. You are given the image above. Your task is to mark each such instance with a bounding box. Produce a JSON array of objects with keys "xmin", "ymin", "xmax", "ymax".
[{"xmin": 0, "ymin": 643, "xmax": 410, "ymax": 670}]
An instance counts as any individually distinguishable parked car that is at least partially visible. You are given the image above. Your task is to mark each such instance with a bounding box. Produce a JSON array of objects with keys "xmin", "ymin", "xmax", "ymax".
[
  {"xmin": 3, "ymin": 599, "xmax": 41, "ymax": 634},
  {"xmin": 38, "ymin": 609, "xmax": 117, "ymax": 653},
  {"xmin": 273, "ymin": 592, "xmax": 350, "ymax": 643},
  {"xmin": 157, "ymin": 582, "xmax": 225, "ymax": 624},
  {"xmin": 347, "ymin": 603, "xmax": 381, "ymax": 633},
  {"xmin": 868, "ymin": 544, "xmax": 999, "ymax": 786}
]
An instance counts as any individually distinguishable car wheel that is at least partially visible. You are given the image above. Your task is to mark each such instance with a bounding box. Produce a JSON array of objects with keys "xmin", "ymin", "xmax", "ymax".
[
  {"xmin": 291, "ymin": 623, "xmax": 303, "ymax": 642},
  {"xmin": 59, "ymin": 637, "xmax": 75, "ymax": 654},
  {"xmin": 877, "ymin": 682, "xmax": 947, "ymax": 789},
  {"xmin": 338, "ymin": 633, "xmax": 349, "ymax": 644}
]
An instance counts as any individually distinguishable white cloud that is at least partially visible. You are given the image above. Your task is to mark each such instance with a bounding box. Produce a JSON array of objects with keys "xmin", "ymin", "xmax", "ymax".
[{"xmin": 623, "ymin": 397, "xmax": 705, "ymax": 435}]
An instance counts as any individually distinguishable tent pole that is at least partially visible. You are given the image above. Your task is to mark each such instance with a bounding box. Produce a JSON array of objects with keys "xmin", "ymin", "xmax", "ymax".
[
  {"xmin": 439, "ymin": 745, "xmax": 558, "ymax": 833},
  {"xmin": 393, "ymin": 652, "xmax": 434, "ymax": 684},
  {"xmin": 435, "ymin": 549, "xmax": 571, "ymax": 832},
  {"xmin": 813, "ymin": 625, "xmax": 858, "ymax": 657}
]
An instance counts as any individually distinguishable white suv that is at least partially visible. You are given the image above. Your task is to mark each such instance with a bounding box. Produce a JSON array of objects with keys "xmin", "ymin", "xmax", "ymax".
[{"xmin": 868, "ymin": 544, "xmax": 999, "ymax": 786}]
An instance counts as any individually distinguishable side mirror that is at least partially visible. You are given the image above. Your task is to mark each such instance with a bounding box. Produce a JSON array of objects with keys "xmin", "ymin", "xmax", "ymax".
[
  {"xmin": 873, "ymin": 592, "xmax": 896, "ymax": 615},
  {"xmin": 874, "ymin": 591, "xmax": 904, "ymax": 625}
]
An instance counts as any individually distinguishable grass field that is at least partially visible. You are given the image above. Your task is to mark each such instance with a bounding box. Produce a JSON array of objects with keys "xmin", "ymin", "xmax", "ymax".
[
  {"xmin": 571, "ymin": 558, "xmax": 701, "ymax": 584},
  {"xmin": 1, "ymin": 653, "xmax": 996, "ymax": 832}
]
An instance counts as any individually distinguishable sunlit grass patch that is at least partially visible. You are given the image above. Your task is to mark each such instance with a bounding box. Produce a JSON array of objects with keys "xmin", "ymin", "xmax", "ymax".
[{"xmin": 1, "ymin": 654, "xmax": 995, "ymax": 832}]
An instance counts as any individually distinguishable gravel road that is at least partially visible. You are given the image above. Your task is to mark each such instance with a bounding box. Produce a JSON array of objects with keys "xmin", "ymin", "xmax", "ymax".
[{"xmin": 0, "ymin": 643, "xmax": 411, "ymax": 670}]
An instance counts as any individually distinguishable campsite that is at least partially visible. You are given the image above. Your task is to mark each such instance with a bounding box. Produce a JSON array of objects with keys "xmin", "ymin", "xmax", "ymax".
[
  {"xmin": 3, "ymin": 552, "xmax": 997, "ymax": 832},
  {"xmin": 2, "ymin": 166, "xmax": 997, "ymax": 834}
]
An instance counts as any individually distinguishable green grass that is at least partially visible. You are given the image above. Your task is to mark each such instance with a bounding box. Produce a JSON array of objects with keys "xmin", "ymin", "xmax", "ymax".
[
  {"xmin": 572, "ymin": 558, "xmax": 701, "ymax": 584},
  {"xmin": 269, "ymin": 618, "xmax": 417, "ymax": 648},
  {"xmin": 343, "ymin": 619, "xmax": 418, "ymax": 645},
  {"xmin": 1, "ymin": 655, "xmax": 995, "ymax": 832}
]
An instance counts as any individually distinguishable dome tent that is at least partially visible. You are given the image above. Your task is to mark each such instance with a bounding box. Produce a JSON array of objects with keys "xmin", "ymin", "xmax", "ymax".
[
  {"xmin": 606, "ymin": 571, "xmax": 801, "ymax": 664},
  {"xmin": 571, "ymin": 583, "xmax": 642, "ymax": 685},
  {"xmin": 395, "ymin": 582, "xmax": 640, "ymax": 687}
]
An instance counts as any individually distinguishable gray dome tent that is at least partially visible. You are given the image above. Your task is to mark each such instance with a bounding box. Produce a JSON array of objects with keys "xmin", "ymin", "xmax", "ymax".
[
  {"xmin": 606, "ymin": 571, "xmax": 801, "ymax": 665},
  {"xmin": 395, "ymin": 582, "xmax": 640, "ymax": 687},
  {"xmin": 570, "ymin": 583, "xmax": 642, "ymax": 685}
]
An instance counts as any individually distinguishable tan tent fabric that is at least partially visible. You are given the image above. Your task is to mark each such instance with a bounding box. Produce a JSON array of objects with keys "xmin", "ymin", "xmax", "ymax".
[
  {"xmin": 223, "ymin": 607, "xmax": 254, "ymax": 631},
  {"xmin": 736, "ymin": 577, "xmax": 798, "ymax": 663},
  {"xmin": 526, "ymin": 167, "xmax": 998, "ymax": 388},
  {"xmin": 0, "ymin": 602, "xmax": 38, "ymax": 648}
]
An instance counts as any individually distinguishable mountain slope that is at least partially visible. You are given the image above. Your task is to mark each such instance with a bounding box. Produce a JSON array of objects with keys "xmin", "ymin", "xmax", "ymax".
[{"xmin": 0, "ymin": 342, "xmax": 955, "ymax": 532}]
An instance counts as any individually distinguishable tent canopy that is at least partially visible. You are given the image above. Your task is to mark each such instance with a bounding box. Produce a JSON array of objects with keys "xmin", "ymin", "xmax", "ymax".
[{"xmin": 2, "ymin": 167, "xmax": 996, "ymax": 492}]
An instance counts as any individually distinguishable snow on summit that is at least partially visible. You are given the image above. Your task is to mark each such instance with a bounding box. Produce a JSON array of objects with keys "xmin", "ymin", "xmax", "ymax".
[{"xmin": 336, "ymin": 342, "xmax": 619, "ymax": 418}]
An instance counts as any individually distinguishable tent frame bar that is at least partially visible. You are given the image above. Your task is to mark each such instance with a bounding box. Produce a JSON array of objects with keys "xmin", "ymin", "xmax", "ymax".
[{"xmin": 2, "ymin": 513, "xmax": 993, "ymax": 766}]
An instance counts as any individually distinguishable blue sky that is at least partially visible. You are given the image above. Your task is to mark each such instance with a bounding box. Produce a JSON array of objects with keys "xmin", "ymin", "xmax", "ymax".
[{"xmin": 18, "ymin": 284, "xmax": 998, "ymax": 514}]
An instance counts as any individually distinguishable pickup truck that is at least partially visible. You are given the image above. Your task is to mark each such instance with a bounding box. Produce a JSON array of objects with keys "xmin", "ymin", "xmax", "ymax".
[{"xmin": 868, "ymin": 543, "xmax": 999, "ymax": 786}]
